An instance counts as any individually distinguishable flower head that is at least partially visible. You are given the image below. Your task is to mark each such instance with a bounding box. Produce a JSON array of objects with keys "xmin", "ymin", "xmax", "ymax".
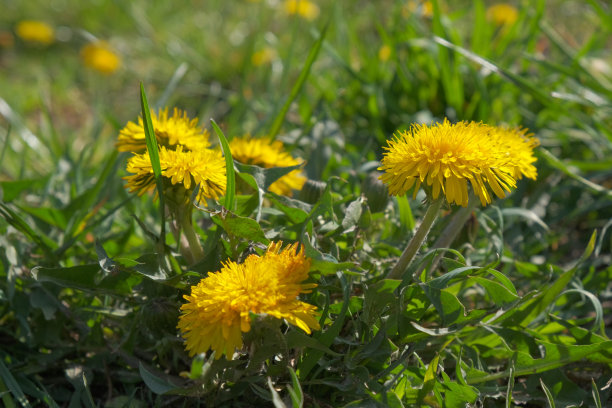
[
  {"xmin": 124, "ymin": 145, "xmax": 226, "ymax": 205},
  {"xmin": 230, "ymin": 135, "xmax": 306, "ymax": 196},
  {"xmin": 178, "ymin": 242, "xmax": 320, "ymax": 359},
  {"xmin": 252, "ymin": 47, "xmax": 277, "ymax": 67},
  {"xmin": 117, "ymin": 108, "xmax": 210, "ymax": 153},
  {"xmin": 487, "ymin": 4, "xmax": 519, "ymax": 27},
  {"xmin": 283, "ymin": 0, "xmax": 320, "ymax": 21},
  {"xmin": 80, "ymin": 41, "xmax": 121, "ymax": 75},
  {"xmin": 378, "ymin": 44, "xmax": 392, "ymax": 62},
  {"xmin": 378, "ymin": 119, "xmax": 538, "ymax": 207},
  {"xmin": 15, "ymin": 20, "xmax": 54, "ymax": 45}
]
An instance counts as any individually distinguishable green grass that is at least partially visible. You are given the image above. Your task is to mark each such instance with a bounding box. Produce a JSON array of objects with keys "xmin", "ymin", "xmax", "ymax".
[{"xmin": 1, "ymin": 0, "xmax": 612, "ymax": 406}]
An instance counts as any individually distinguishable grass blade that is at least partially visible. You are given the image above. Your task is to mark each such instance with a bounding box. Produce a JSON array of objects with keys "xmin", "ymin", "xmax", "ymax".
[
  {"xmin": 268, "ymin": 21, "xmax": 329, "ymax": 140},
  {"xmin": 211, "ymin": 119, "xmax": 235, "ymax": 211},
  {"xmin": 0, "ymin": 358, "xmax": 31, "ymax": 408},
  {"xmin": 139, "ymin": 83, "xmax": 166, "ymax": 249}
]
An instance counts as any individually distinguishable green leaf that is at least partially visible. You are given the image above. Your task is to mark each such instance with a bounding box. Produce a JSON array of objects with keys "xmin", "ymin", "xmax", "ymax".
[
  {"xmin": 0, "ymin": 357, "xmax": 31, "ymax": 408},
  {"xmin": 267, "ymin": 377, "xmax": 287, "ymax": 408},
  {"xmin": 298, "ymin": 274, "xmax": 351, "ymax": 379},
  {"xmin": 235, "ymin": 161, "xmax": 304, "ymax": 193},
  {"xmin": 341, "ymin": 197, "xmax": 363, "ymax": 232},
  {"xmin": 0, "ymin": 178, "xmax": 46, "ymax": 202},
  {"xmin": 466, "ymin": 340, "xmax": 612, "ymax": 384},
  {"xmin": 211, "ymin": 119, "xmax": 236, "ymax": 211},
  {"xmin": 213, "ymin": 212, "xmax": 269, "ymax": 245},
  {"xmin": 0, "ymin": 203, "xmax": 58, "ymax": 257},
  {"xmin": 32, "ymin": 264, "xmax": 142, "ymax": 296},
  {"xmin": 267, "ymin": 194, "xmax": 311, "ymax": 224},
  {"xmin": 362, "ymin": 279, "xmax": 401, "ymax": 325},
  {"xmin": 302, "ymin": 237, "xmax": 355, "ymax": 275},
  {"xmin": 286, "ymin": 330, "xmax": 341, "ymax": 357},
  {"xmin": 139, "ymin": 363, "xmax": 177, "ymax": 395},
  {"xmin": 286, "ymin": 367, "xmax": 304, "ymax": 408},
  {"xmin": 540, "ymin": 378, "xmax": 556, "ymax": 408},
  {"xmin": 419, "ymin": 353, "xmax": 440, "ymax": 401},
  {"xmin": 269, "ymin": 21, "xmax": 329, "ymax": 140}
]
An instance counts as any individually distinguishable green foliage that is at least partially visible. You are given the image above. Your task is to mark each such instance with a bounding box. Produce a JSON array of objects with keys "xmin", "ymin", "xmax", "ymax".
[{"xmin": 1, "ymin": 0, "xmax": 612, "ymax": 406}]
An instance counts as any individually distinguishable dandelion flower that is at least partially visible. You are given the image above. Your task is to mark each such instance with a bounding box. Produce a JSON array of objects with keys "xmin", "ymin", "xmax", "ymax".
[
  {"xmin": 230, "ymin": 136, "xmax": 306, "ymax": 196},
  {"xmin": 378, "ymin": 44, "xmax": 392, "ymax": 62},
  {"xmin": 283, "ymin": 0, "xmax": 320, "ymax": 21},
  {"xmin": 124, "ymin": 145, "xmax": 226, "ymax": 205},
  {"xmin": 252, "ymin": 47, "xmax": 277, "ymax": 67},
  {"xmin": 178, "ymin": 242, "xmax": 320, "ymax": 359},
  {"xmin": 117, "ymin": 108, "xmax": 211, "ymax": 153},
  {"xmin": 487, "ymin": 4, "xmax": 519, "ymax": 27},
  {"xmin": 15, "ymin": 20, "xmax": 54, "ymax": 45},
  {"xmin": 80, "ymin": 41, "xmax": 121, "ymax": 75},
  {"xmin": 404, "ymin": 1, "xmax": 434, "ymax": 18},
  {"xmin": 378, "ymin": 119, "xmax": 538, "ymax": 207}
]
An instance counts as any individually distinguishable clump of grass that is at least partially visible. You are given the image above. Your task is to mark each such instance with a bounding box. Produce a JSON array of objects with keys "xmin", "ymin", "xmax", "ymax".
[{"xmin": 1, "ymin": 1, "xmax": 612, "ymax": 407}]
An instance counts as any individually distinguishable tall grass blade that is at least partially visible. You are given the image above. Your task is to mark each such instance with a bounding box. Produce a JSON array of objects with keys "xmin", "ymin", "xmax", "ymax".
[
  {"xmin": 139, "ymin": 82, "xmax": 166, "ymax": 248},
  {"xmin": 268, "ymin": 21, "xmax": 329, "ymax": 140},
  {"xmin": 211, "ymin": 119, "xmax": 236, "ymax": 211}
]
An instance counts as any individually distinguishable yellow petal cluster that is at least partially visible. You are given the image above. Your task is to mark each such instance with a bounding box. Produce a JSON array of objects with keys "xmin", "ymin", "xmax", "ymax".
[
  {"xmin": 124, "ymin": 145, "xmax": 226, "ymax": 205},
  {"xmin": 486, "ymin": 4, "xmax": 519, "ymax": 27},
  {"xmin": 283, "ymin": 0, "xmax": 320, "ymax": 21},
  {"xmin": 378, "ymin": 119, "xmax": 538, "ymax": 207},
  {"xmin": 230, "ymin": 136, "xmax": 306, "ymax": 196},
  {"xmin": 80, "ymin": 41, "xmax": 121, "ymax": 75},
  {"xmin": 178, "ymin": 242, "xmax": 320, "ymax": 359},
  {"xmin": 117, "ymin": 108, "xmax": 210, "ymax": 153},
  {"xmin": 15, "ymin": 20, "xmax": 54, "ymax": 45}
]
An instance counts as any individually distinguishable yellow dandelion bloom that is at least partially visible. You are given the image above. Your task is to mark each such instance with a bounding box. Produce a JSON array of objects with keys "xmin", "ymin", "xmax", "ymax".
[
  {"xmin": 378, "ymin": 119, "xmax": 538, "ymax": 207},
  {"xmin": 487, "ymin": 4, "xmax": 519, "ymax": 26},
  {"xmin": 117, "ymin": 108, "xmax": 211, "ymax": 153},
  {"xmin": 15, "ymin": 20, "xmax": 54, "ymax": 45},
  {"xmin": 80, "ymin": 41, "xmax": 121, "ymax": 75},
  {"xmin": 230, "ymin": 136, "xmax": 306, "ymax": 196},
  {"xmin": 124, "ymin": 145, "xmax": 226, "ymax": 205},
  {"xmin": 378, "ymin": 44, "xmax": 392, "ymax": 62},
  {"xmin": 178, "ymin": 242, "xmax": 320, "ymax": 359},
  {"xmin": 252, "ymin": 47, "xmax": 277, "ymax": 67},
  {"xmin": 283, "ymin": 0, "xmax": 320, "ymax": 21},
  {"xmin": 404, "ymin": 1, "xmax": 434, "ymax": 18}
]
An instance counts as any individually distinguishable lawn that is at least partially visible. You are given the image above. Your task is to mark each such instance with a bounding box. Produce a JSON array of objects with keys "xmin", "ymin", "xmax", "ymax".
[{"xmin": 1, "ymin": 0, "xmax": 612, "ymax": 406}]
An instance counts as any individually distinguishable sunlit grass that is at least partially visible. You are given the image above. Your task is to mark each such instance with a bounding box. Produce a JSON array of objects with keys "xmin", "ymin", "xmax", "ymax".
[{"xmin": 1, "ymin": 1, "xmax": 612, "ymax": 406}]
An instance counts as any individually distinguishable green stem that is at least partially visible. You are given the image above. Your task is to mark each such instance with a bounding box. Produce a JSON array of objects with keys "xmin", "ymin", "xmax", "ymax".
[
  {"xmin": 416, "ymin": 195, "xmax": 478, "ymax": 276},
  {"xmin": 178, "ymin": 205, "xmax": 204, "ymax": 264},
  {"xmin": 388, "ymin": 197, "xmax": 444, "ymax": 280}
]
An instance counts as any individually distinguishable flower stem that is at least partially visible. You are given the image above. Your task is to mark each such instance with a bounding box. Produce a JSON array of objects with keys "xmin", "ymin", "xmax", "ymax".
[
  {"xmin": 417, "ymin": 195, "xmax": 478, "ymax": 276},
  {"xmin": 388, "ymin": 197, "xmax": 444, "ymax": 280},
  {"xmin": 178, "ymin": 205, "xmax": 205, "ymax": 264}
]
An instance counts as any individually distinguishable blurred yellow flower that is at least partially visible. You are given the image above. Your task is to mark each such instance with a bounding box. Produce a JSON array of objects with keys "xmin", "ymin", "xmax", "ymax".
[
  {"xmin": 15, "ymin": 20, "xmax": 54, "ymax": 45},
  {"xmin": 404, "ymin": 1, "xmax": 433, "ymax": 18},
  {"xmin": 117, "ymin": 108, "xmax": 211, "ymax": 153},
  {"xmin": 124, "ymin": 145, "xmax": 226, "ymax": 205},
  {"xmin": 378, "ymin": 44, "xmax": 392, "ymax": 62},
  {"xmin": 252, "ymin": 47, "xmax": 277, "ymax": 66},
  {"xmin": 283, "ymin": 0, "xmax": 320, "ymax": 21},
  {"xmin": 230, "ymin": 135, "xmax": 306, "ymax": 196},
  {"xmin": 487, "ymin": 4, "xmax": 519, "ymax": 26},
  {"xmin": 80, "ymin": 41, "xmax": 121, "ymax": 75},
  {"xmin": 178, "ymin": 242, "xmax": 320, "ymax": 359},
  {"xmin": 378, "ymin": 119, "xmax": 538, "ymax": 207}
]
